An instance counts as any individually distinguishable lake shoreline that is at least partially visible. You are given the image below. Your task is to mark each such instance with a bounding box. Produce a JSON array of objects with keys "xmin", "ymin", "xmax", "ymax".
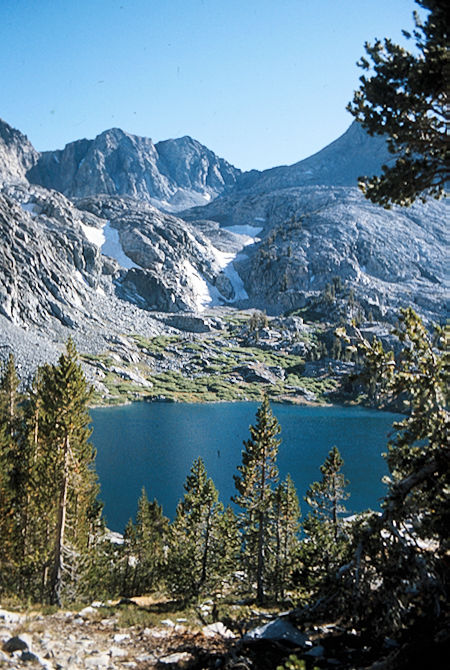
[{"xmin": 89, "ymin": 394, "xmax": 335, "ymax": 410}]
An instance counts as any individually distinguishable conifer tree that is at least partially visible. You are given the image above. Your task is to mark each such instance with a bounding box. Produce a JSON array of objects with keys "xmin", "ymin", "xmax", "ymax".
[
  {"xmin": 127, "ymin": 487, "xmax": 168, "ymax": 595},
  {"xmin": 36, "ymin": 339, "xmax": 99, "ymax": 605},
  {"xmin": 233, "ymin": 395, "xmax": 281, "ymax": 603},
  {"xmin": 0, "ymin": 354, "xmax": 21, "ymax": 591},
  {"xmin": 348, "ymin": 0, "xmax": 447, "ymax": 207},
  {"xmin": 167, "ymin": 457, "xmax": 222, "ymax": 601},
  {"xmin": 272, "ymin": 474, "xmax": 301, "ymax": 600},
  {"xmin": 298, "ymin": 447, "xmax": 350, "ymax": 593},
  {"xmin": 213, "ymin": 505, "xmax": 242, "ymax": 594},
  {"xmin": 336, "ymin": 309, "xmax": 449, "ymax": 635}
]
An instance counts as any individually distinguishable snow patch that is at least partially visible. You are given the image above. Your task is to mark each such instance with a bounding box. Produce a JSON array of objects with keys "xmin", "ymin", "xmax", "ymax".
[
  {"xmin": 182, "ymin": 260, "xmax": 212, "ymax": 312},
  {"xmin": 82, "ymin": 220, "xmax": 141, "ymax": 269},
  {"xmin": 81, "ymin": 222, "xmax": 106, "ymax": 247},
  {"xmin": 212, "ymin": 248, "xmax": 248, "ymax": 302},
  {"xmin": 102, "ymin": 222, "xmax": 140, "ymax": 269},
  {"xmin": 223, "ymin": 224, "xmax": 263, "ymax": 238}
]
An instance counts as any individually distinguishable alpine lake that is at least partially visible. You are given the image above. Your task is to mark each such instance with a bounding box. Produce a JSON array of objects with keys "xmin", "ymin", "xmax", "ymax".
[{"xmin": 90, "ymin": 402, "xmax": 401, "ymax": 532}]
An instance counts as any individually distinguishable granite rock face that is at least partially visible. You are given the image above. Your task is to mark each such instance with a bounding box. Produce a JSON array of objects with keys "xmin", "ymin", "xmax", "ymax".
[
  {"xmin": 0, "ymin": 185, "xmax": 102, "ymax": 328},
  {"xmin": 27, "ymin": 127, "xmax": 241, "ymax": 211},
  {"xmin": 75, "ymin": 194, "xmax": 242, "ymax": 313},
  {"xmin": 181, "ymin": 123, "xmax": 448, "ymax": 323},
  {"xmin": 0, "ymin": 118, "xmax": 39, "ymax": 184},
  {"xmin": 232, "ymin": 187, "xmax": 448, "ymax": 321}
]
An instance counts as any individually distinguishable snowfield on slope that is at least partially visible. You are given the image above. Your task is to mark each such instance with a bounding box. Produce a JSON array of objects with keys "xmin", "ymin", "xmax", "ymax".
[{"xmin": 81, "ymin": 221, "xmax": 139, "ymax": 269}]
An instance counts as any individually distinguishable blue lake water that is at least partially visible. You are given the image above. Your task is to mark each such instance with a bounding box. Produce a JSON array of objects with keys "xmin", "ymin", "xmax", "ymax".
[{"xmin": 90, "ymin": 402, "xmax": 401, "ymax": 532}]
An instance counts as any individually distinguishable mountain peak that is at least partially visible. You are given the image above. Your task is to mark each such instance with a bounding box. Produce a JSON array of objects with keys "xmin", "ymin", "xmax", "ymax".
[
  {"xmin": 235, "ymin": 121, "xmax": 392, "ymax": 193},
  {"xmin": 26, "ymin": 127, "xmax": 241, "ymax": 210}
]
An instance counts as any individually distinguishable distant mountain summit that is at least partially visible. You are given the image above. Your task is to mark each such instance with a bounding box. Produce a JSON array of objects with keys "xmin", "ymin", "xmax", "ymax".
[{"xmin": 27, "ymin": 127, "xmax": 241, "ymax": 211}]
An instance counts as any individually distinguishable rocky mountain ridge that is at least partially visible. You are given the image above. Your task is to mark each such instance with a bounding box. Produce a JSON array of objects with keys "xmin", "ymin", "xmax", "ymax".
[
  {"xmin": 27, "ymin": 126, "xmax": 241, "ymax": 212},
  {"xmin": 233, "ymin": 121, "xmax": 394, "ymax": 193},
  {"xmin": 0, "ymin": 116, "xmax": 447, "ymax": 386},
  {"xmin": 183, "ymin": 184, "xmax": 447, "ymax": 322}
]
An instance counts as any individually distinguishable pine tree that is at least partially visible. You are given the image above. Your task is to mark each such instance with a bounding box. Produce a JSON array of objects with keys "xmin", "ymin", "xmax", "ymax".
[
  {"xmin": 298, "ymin": 447, "xmax": 350, "ymax": 593},
  {"xmin": 233, "ymin": 395, "xmax": 281, "ymax": 603},
  {"xmin": 348, "ymin": 0, "xmax": 447, "ymax": 207},
  {"xmin": 336, "ymin": 309, "xmax": 449, "ymax": 635},
  {"xmin": 36, "ymin": 339, "xmax": 99, "ymax": 605},
  {"xmin": 306, "ymin": 447, "xmax": 349, "ymax": 540},
  {"xmin": 128, "ymin": 488, "xmax": 168, "ymax": 595},
  {"xmin": 0, "ymin": 354, "xmax": 21, "ymax": 591},
  {"xmin": 167, "ymin": 457, "xmax": 222, "ymax": 601},
  {"xmin": 272, "ymin": 474, "xmax": 301, "ymax": 600},
  {"xmin": 213, "ymin": 505, "xmax": 242, "ymax": 594}
]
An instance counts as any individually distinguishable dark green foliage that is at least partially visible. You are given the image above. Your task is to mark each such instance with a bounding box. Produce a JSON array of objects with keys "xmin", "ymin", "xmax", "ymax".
[
  {"xmin": 37, "ymin": 339, "xmax": 99, "ymax": 604},
  {"xmin": 122, "ymin": 488, "xmax": 169, "ymax": 596},
  {"xmin": 335, "ymin": 309, "xmax": 449, "ymax": 636},
  {"xmin": 0, "ymin": 354, "xmax": 21, "ymax": 589},
  {"xmin": 271, "ymin": 474, "xmax": 301, "ymax": 599},
  {"xmin": 0, "ymin": 340, "xmax": 101, "ymax": 604},
  {"xmin": 298, "ymin": 447, "xmax": 350, "ymax": 593},
  {"xmin": 167, "ymin": 457, "xmax": 223, "ymax": 601},
  {"xmin": 233, "ymin": 395, "xmax": 281, "ymax": 603},
  {"xmin": 348, "ymin": 0, "xmax": 447, "ymax": 207},
  {"xmin": 212, "ymin": 505, "xmax": 242, "ymax": 592},
  {"xmin": 249, "ymin": 310, "xmax": 269, "ymax": 332}
]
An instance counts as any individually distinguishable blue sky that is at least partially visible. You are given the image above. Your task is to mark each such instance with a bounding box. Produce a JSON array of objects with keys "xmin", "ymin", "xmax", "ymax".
[{"xmin": 1, "ymin": 0, "xmax": 419, "ymax": 171}]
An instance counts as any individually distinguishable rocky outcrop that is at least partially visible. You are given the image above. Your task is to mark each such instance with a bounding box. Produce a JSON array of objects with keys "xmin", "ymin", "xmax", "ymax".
[
  {"xmin": 0, "ymin": 185, "xmax": 102, "ymax": 327},
  {"xmin": 0, "ymin": 184, "xmax": 175, "ymax": 378},
  {"xmin": 0, "ymin": 604, "xmax": 233, "ymax": 669},
  {"xmin": 27, "ymin": 128, "xmax": 241, "ymax": 211},
  {"xmin": 183, "ymin": 180, "xmax": 448, "ymax": 322},
  {"xmin": 75, "ymin": 194, "xmax": 244, "ymax": 313},
  {"xmin": 234, "ymin": 187, "xmax": 448, "ymax": 321},
  {"xmin": 0, "ymin": 118, "xmax": 38, "ymax": 184}
]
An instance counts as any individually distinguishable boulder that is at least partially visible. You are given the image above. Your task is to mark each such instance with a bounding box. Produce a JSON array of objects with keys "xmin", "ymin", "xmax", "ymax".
[
  {"xmin": 3, "ymin": 633, "xmax": 32, "ymax": 653},
  {"xmin": 245, "ymin": 618, "xmax": 310, "ymax": 647}
]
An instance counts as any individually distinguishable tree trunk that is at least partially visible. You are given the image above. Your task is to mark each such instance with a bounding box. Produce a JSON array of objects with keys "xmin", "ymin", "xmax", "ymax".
[
  {"xmin": 200, "ymin": 503, "xmax": 212, "ymax": 589},
  {"xmin": 256, "ymin": 510, "xmax": 265, "ymax": 604},
  {"xmin": 49, "ymin": 435, "xmax": 70, "ymax": 605}
]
